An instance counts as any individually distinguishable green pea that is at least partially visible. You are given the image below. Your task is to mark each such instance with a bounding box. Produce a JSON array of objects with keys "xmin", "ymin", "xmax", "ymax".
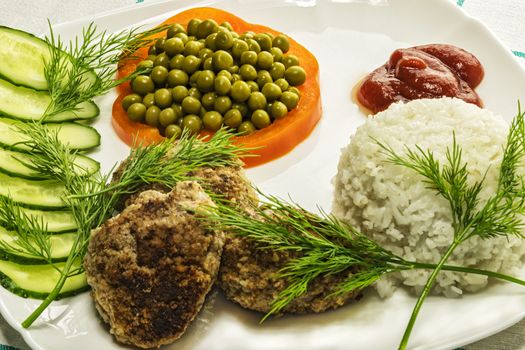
[
  {"xmin": 238, "ymin": 121, "xmax": 256, "ymax": 135},
  {"xmin": 254, "ymin": 33, "xmax": 272, "ymax": 51},
  {"xmin": 215, "ymin": 30, "xmax": 234, "ymax": 50},
  {"xmin": 217, "ymin": 70, "xmax": 232, "ymax": 81},
  {"xmin": 224, "ymin": 109, "xmax": 242, "ymax": 129},
  {"xmin": 159, "ymin": 107, "xmax": 177, "ymax": 127},
  {"xmin": 176, "ymin": 116, "xmax": 184, "ymax": 127},
  {"xmin": 169, "ymin": 54, "xmax": 185, "ymax": 69},
  {"xmin": 184, "ymin": 40, "xmax": 204, "ymax": 56},
  {"xmin": 153, "ymin": 88, "xmax": 173, "ymax": 109},
  {"xmin": 187, "ymin": 19, "xmax": 202, "ymax": 37},
  {"xmin": 269, "ymin": 47, "xmax": 283, "ymax": 62},
  {"xmin": 122, "ymin": 93, "xmax": 142, "ymax": 110},
  {"xmin": 220, "ymin": 21, "xmax": 234, "ymax": 31},
  {"xmin": 201, "ymin": 92, "xmax": 217, "ymax": 110},
  {"xmin": 280, "ymin": 91, "xmax": 300, "ymax": 110},
  {"xmin": 214, "ymin": 75, "xmax": 231, "ymax": 95},
  {"xmin": 145, "ymin": 106, "xmax": 161, "ymax": 127},
  {"xmin": 182, "ymin": 55, "xmax": 201, "ymax": 74},
  {"xmin": 198, "ymin": 48, "xmax": 214, "ymax": 60},
  {"xmin": 167, "ymin": 24, "xmax": 185, "ymax": 38},
  {"xmin": 165, "ymin": 124, "xmax": 182, "ymax": 139},
  {"xmin": 205, "ymin": 33, "xmax": 217, "ymax": 50},
  {"xmin": 232, "ymin": 39, "xmax": 249, "ymax": 59},
  {"xmin": 127, "ymin": 103, "xmax": 146, "ymax": 122},
  {"xmin": 212, "ymin": 50, "xmax": 234, "ymax": 71},
  {"xmin": 270, "ymin": 101, "xmax": 288, "ymax": 119},
  {"xmin": 251, "ymin": 109, "xmax": 271, "ymax": 129},
  {"xmin": 142, "ymin": 93, "xmax": 155, "ymax": 108},
  {"xmin": 284, "ymin": 66, "xmax": 307, "ymax": 86},
  {"xmin": 147, "ymin": 54, "xmax": 157, "ymax": 62},
  {"xmin": 256, "ymin": 70, "xmax": 273, "ymax": 88},
  {"xmin": 154, "ymin": 38, "xmax": 165, "ymax": 53},
  {"xmin": 199, "ymin": 107, "xmax": 208, "ymax": 118},
  {"xmin": 182, "ymin": 114, "xmax": 202, "ymax": 134},
  {"xmin": 181, "ymin": 96, "xmax": 202, "ymax": 114},
  {"xmin": 288, "ymin": 86, "xmax": 301, "ymax": 97},
  {"xmin": 282, "ymin": 54, "xmax": 300, "ymax": 69},
  {"xmin": 189, "ymin": 71, "xmax": 201, "ymax": 87},
  {"xmin": 167, "ymin": 69, "xmax": 189, "ymax": 87},
  {"xmin": 202, "ymin": 57, "xmax": 213, "ymax": 70},
  {"xmin": 257, "ymin": 51, "xmax": 274, "ymax": 70},
  {"xmin": 269, "ymin": 62, "xmax": 286, "ymax": 80},
  {"xmin": 197, "ymin": 70, "xmax": 216, "ymax": 92},
  {"xmin": 148, "ymin": 45, "xmax": 157, "ymax": 55},
  {"xmin": 172, "ymin": 103, "xmax": 183, "ymax": 119},
  {"xmin": 196, "ymin": 19, "xmax": 218, "ymax": 39},
  {"xmin": 230, "ymin": 81, "xmax": 251, "ymax": 102},
  {"xmin": 272, "ymin": 34, "xmax": 290, "ymax": 53},
  {"xmin": 240, "ymin": 50, "xmax": 258, "ymax": 65},
  {"xmin": 164, "ymin": 37, "xmax": 185, "ymax": 57},
  {"xmin": 132, "ymin": 75, "xmax": 155, "ymax": 95},
  {"xmin": 231, "ymin": 73, "xmax": 242, "ymax": 83},
  {"xmin": 240, "ymin": 31, "xmax": 255, "ymax": 40},
  {"xmin": 247, "ymin": 80, "xmax": 259, "ymax": 92},
  {"xmin": 150, "ymin": 65, "xmax": 169, "ymax": 85},
  {"xmin": 248, "ymin": 92, "xmax": 267, "ymax": 110},
  {"xmin": 228, "ymin": 65, "xmax": 239, "ymax": 74},
  {"xmin": 214, "ymin": 96, "xmax": 232, "ymax": 114},
  {"xmin": 136, "ymin": 59, "xmax": 154, "ymax": 72},
  {"xmin": 154, "ymin": 53, "xmax": 170, "ymax": 68},
  {"xmin": 202, "ymin": 111, "xmax": 223, "ymax": 131},
  {"xmin": 231, "ymin": 102, "xmax": 249, "ymax": 118},
  {"xmin": 274, "ymin": 78, "xmax": 289, "ymax": 92},
  {"xmin": 188, "ymin": 87, "xmax": 202, "ymax": 100},
  {"xmin": 246, "ymin": 38, "xmax": 261, "ymax": 53},
  {"xmin": 173, "ymin": 32, "xmax": 188, "ymax": 45},
  {"xmin": 240, "ymin": 64, "xmax": 257, "ymax": 81},
  {"xmin": 261, "ymin": 83, "xmax": 282, "ymax": 101}
]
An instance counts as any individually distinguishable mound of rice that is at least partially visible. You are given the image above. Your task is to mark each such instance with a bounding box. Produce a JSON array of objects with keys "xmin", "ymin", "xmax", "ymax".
[{"xmin": 332, "ymin": 98, "xmax": 525, "ymax": 298}]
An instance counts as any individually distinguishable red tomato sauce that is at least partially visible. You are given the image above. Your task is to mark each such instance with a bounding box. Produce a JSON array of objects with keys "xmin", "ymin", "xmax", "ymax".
[{"xmin": 357, "ymin": 44, "xmax": 484, "ymax": 114}]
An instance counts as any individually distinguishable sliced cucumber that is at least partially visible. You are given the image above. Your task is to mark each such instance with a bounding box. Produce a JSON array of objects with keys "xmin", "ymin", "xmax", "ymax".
[
  {"xmin": 0, "ymin": 172, "xmax": 66, "ymax": 209},
  {"xmin": 17, "ymin": 208, "xmax": 77, "ymax": 233},
  {"xmin": 0, "ymin": 146, "xmax": 99, "ymax": 179},
  {"xmin": 0, "ymin": 26, "xmax": 96, "ymax": 91},
  {"xmin": 0, "ymin": 118, "xmax": 100, "ymax": 151},
  {"xmin": 0, "ymin": 78, "xmax": 99, "ymax": 122},
  {"xmin": 0, "ymin": 226, "xmax": 75, "ymax": 264},
  {"xmin": 0, "ymin": 259, "xmax": 88, "ymax": 299}
]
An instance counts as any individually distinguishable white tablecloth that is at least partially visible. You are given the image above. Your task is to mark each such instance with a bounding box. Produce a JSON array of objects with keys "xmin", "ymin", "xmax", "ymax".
[{"xmin": 0, "ymin": 0, "xmax": 523, "ymax": 349}]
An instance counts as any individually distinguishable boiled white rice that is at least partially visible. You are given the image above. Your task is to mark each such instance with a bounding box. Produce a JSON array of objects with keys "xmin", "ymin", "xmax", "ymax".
[{"xmin": 332, "ymin": 98, "xmax": 525, "ymax": 298}]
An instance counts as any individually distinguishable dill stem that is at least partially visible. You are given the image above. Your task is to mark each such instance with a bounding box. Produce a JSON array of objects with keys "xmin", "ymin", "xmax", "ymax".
[
  {"xmin": 398, "ymin": 239, "xmax": 461, "ymax": 350},
  {"xmin": 416, "ymin": 263, "xmax": 525, "ymax": 286},
  {"xmin": 21, "ymin": 238, "xmax": 80, "ymax": 328}
]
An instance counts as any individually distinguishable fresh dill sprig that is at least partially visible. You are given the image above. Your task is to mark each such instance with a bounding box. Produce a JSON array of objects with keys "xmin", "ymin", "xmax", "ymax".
[
  {"xmin": 14, "ymin": 123, "xmax": 248, "ymax": 327},
  {"xmin": 43, "ymin": 22, "xmax": 168, "ymax": 118},
  {"xmin": 378, "ymin": 107, "xmax": 525, "ymax": 350},
  {"xmin": 204, "ymin": 193, "xmax": 525, "ymax": 321}
]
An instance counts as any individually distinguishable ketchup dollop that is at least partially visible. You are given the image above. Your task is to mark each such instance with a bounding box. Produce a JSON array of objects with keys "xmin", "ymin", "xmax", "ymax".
[{"xmin": 357, "ymin": 44, "xmax": 484, "ymax": 114}]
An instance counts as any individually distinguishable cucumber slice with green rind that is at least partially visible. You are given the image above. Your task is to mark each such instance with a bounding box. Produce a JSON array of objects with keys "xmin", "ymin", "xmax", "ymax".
[
  {"xmin": 0, "ymin": 259, "xmax": 88, "ymax": 299},
  {"xmin": 0, "ymin": 146, "xmax": 99, "ymax": 179},
  {"xmin": 0, "ymin": 118, "xmax": 101, "ymax": 152},
  {"xmin": 0, "ymin": 226, "xmax": 75, "ymax": 264},
  {"xmin": 16, "ymin": 208, "xmax": 77, "ymax": 233},
  {"xmin": 0, "ymin": 172, "xmax": 66, "ymax": 209},
  {"xmin": 0, "ymin": 26, "xmax": 97, "ymax": 91},
  {"xmin": 0, "ymin": 78, "xmax": 99, "ymax": 122}
]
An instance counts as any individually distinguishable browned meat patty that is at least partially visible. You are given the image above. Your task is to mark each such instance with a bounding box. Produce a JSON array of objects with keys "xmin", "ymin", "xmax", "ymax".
[
  {"xmin": 219, "ymin": 233, "xmax": 362, "ymax": 314},
  {"xmin": 83, "ymin": 181, "xmax": 223, "ymax": 349}
]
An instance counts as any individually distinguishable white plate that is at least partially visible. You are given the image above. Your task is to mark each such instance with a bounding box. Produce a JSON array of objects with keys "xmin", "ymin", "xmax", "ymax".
[{"xmin": 1, "ymin": 0, "xmax": 525, "ymax": 349}]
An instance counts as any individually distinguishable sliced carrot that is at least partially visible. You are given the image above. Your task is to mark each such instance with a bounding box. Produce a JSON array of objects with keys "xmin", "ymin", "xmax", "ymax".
[{"xmin": 113, "ymin": 7, "xmax": 321, "ymax": 168}]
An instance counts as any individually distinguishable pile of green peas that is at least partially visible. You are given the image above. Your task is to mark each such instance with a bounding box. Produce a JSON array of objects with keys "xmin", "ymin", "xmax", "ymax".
[{"xmin": 121, "ymin": 18, "xmax": 306, "ymax": 139}]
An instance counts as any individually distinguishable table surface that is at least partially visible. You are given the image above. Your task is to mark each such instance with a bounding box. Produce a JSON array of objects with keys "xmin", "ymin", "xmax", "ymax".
[{"xmin": 0, "ymin": 0, "xmax": 524, "ymax": 349}]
